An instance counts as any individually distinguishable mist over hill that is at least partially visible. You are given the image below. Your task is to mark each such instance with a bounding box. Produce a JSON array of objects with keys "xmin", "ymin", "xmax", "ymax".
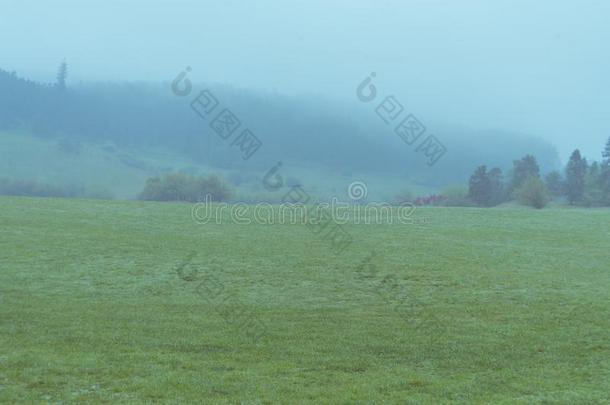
[{"xmin": 0, "ymin": 68, "xmax": 560, "ymax": 199}]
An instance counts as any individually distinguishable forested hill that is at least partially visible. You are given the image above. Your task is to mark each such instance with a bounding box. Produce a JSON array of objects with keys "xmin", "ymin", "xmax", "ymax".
[{"xmin": 0, "ymin": 68, "xmax": 560, "ymax": 186}]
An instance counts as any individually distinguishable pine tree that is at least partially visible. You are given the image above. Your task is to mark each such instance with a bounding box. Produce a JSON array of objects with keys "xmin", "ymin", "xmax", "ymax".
[
  {"xmin": 583, "ymin": 162, "xmax": 603, "ymax": 206},
  {"xmin": 600, "ymin": 166, "xmax": 610, "ymax": 206},
  {"xmin": 544, "ymin": 171, "xmax": 565, "ymax": 198},
  {"xmin": 600, "ymin": 137, "xmax": 610, "ymax": 205},
  {"xmin": 468, "ymin": 166, "xmax": 504, "ymax": 207},
  {"xmin": 468, "ymin": 165, "xmax": 491, "ymax": 207},
  {"xmin": 509, "ymin": 154, "xmax": 540, "ymax": 193},
  {"xmin": 488, "ymin": 167, "xmax": 505, "ymax": 206},
  {"xmin": 565, "ymin": 149, "xmax": 588, "ymax": 205},
  {"xmin": 56, "ymin": 60, "xmax": 67, "ymax": 91},
  {"xmin": 603, "ymin": 136, "xmax": 610, "ymax": 162}
]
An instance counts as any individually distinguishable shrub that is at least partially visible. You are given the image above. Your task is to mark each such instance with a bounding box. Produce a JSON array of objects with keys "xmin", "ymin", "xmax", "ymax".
[
  {"xmin": 200, "ymin": 175, "xmax": 232, "ymax": 202},
  {"xmin": 515, "ymin": 176, "xmax": 549, "ymax": 209},
  {"xmin": 138, "ymin": 173, "xmax": 232, "ymax": 202},
  {"xmin": 412, "ymin": 194, "xmax": 446, "ymax": 206}
]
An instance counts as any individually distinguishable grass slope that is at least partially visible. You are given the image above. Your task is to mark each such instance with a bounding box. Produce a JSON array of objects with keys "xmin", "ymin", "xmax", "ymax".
[
  {"xmin": 0, "ymin": 197, "xmax": 608, "ymax": 403},
  {"xmin": 0, "ymin": 131, "xmax": 436, "ymax": 202},
  {"xmin": 0, "ymin": 131, "xmax": 218, "ymax": 200}
]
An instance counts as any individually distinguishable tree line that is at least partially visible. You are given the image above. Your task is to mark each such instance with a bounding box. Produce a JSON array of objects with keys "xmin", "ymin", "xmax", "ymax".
[
  {"xmin": 0, "ymin": 64, "xmax": 561, "ymax": 188},
  {"xmin": 467, "ymin": 139, "xmax": 610, "ymax": 208}
]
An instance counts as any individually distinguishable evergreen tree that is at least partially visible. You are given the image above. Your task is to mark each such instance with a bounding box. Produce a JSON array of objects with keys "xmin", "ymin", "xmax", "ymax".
[
  {"xmin": 599, "ymin": 137, "xmax": 610, "ymax": 205},
  {"xmin": 488, "ymin": 167, "xmax": 505, "ymax": 206},
  {"xmin": 565, "ymin": 149, "xmax": 588, "ymax": 205},
  {"xmin": 56, "ymin": 60, "xmax": 67, "ymax": 91},
  {"xmin": 583, "ymin": 162, "xmax": 603, "ymax": 206},
  {"xmin": 469, "ymin": 165, "xmax": 491, "ymax": 207},
  {"xmin": 600, "ymin": 165, "xmax": 610, "ymax": 206},
  {"xmin": 468, "ymin": 166, "xmax": 505, "ymax": 207},
  {"xmin": 544, "ymin": 171, "xmax": 565, "ymax": 198},
  {"xmin": 603, "ymin": 136, "xmax": 610, "ymax": 163},
  {"xmin": 509, "ymin": 154, "xmax": 540, "ymax": 193}
]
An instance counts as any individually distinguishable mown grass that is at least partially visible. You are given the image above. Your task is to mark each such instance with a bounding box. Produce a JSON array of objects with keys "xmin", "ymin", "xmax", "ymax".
[{"xmin": 0, "ymin": 196, "xmax": 608, "ymax": 403}]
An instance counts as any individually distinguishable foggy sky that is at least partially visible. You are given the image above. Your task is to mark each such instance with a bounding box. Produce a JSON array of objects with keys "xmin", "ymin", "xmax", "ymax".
[{"xmin": 2, "ymin": 0, "xmax": 609, "ymax": 163}]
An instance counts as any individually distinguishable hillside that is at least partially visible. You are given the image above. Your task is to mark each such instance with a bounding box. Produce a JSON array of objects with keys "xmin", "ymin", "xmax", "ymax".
[{"xmin": 0, "ymin": 68, "xmax": 561, "ymax": 200}]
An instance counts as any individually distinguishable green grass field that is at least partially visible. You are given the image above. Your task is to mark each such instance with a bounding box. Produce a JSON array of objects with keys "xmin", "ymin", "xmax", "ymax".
[{"xmin": 1, "ymin": 196, "xmax": 608, "ymax": 403}]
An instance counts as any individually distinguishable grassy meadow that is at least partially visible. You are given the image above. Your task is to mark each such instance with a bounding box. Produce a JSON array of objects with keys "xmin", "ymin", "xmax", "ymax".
[{"xmin": 0, "ymin": 196, "xmax": 608, "ymax": 403}]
